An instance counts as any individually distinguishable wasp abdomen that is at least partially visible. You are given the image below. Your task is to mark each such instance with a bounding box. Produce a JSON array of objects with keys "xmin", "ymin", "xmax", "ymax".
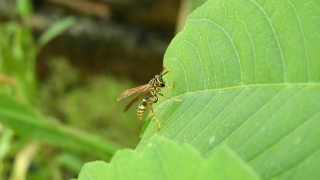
[
  {"xmin": 137, "ymin": 95, "xmax": 158, "ymax": 120},
  {"xmin": 137, "ymin": 99, "xmax": 148, "ymax": 120}
]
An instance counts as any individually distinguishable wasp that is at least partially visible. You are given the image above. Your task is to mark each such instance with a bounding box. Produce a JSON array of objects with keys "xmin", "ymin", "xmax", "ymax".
[{"xmin": 117, "ymin": 67, "xmax": 183, "ymax": 131}]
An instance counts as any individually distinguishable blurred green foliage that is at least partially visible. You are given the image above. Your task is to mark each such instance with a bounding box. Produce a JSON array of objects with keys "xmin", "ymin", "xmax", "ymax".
[
  {"xmin": 0, "ymin": 14, "xmax": 36, "ymax": 104},
  {"xmin": 36, "ymin": 58, "xmax": 142, "ymax": 148},
  {"xmin": 0, "ymin": 0, "xmax": 37, "ymax": 179},
  {"xmin": 0, "ymin": 0, "xmax": 141, "ymax": 179}
]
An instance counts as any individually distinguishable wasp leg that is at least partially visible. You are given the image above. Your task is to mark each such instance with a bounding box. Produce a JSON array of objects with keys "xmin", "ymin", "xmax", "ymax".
[
  {"xmin": 141, "ymin": 95, "xmax": 161, "ymax": 131},
  {"xmin": 164, "ymin": 82, "xmax": 174, "ymax": 89},
  {"xmin": 158, "ymin": 92, "xmax": 184, "ymax": 102},
  {"xmin": 148, "ymin": 103, "xmax": 161, "ymax": 131}
]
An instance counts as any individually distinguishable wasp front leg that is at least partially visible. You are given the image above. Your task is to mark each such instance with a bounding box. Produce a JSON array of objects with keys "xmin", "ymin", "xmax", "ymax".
[
  {"xmin": 164, "ymin": 82, "xmax": 174, "ymax": 89},
  {"xmin": 157, "ymin": 92, "xmax": 184, "ymax": 102},
  {"xmin": 137, "ymin": 95, "xmax": 162, "ymax": 131}
]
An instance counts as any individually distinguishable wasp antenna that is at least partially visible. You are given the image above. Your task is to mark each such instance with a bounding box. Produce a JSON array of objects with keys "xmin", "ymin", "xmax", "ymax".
[
  {"xmin": 161, "ymin": 70, "xmax": 170, "ymax": 77},
  {"xmin": 160, "ymin": 67, "xmax": 166, "ymax": 74}
]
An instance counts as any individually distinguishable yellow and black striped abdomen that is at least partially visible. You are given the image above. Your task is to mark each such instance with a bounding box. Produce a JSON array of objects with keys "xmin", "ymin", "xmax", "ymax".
[
  {"xmin": 137, "ymin": 95, "xmax": 158, "ymax": 120},
  {"xmin": 137, "ymin": 99, "xmax": 148, "ymax": 120}
]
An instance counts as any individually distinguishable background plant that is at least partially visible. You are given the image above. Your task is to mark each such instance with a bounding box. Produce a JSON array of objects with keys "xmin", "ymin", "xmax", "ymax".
[{"xmin": 0, "ymin": 0, "xmax": 126, "ymax": 179}]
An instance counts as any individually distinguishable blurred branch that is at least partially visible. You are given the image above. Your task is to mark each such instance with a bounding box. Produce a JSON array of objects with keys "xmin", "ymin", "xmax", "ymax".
[
  {"xmin": 175, "ymin": 0, "xmax": 208, "ymax": 33},
  {"xmin": 96, "ymin": 0, "xmax": 131, "ymax": 6},
  {"xmin": 176, "ymin": 0, "xmax": 190, "ymax": 33},
  {"xmin": 45, "ymin": 0, "xmax": 111, "ymax": 18}
]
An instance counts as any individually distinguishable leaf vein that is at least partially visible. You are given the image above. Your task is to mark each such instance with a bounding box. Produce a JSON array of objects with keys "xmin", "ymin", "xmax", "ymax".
[
  {"xmin": 245, "ymin": 88, "xmax": 305, "ymax": 162},
  {"xmin": 286, "ymin": 0, "xmax": 310, "ymax": 81},
  {"xmin": 188, "ymin": 18, "xmax": 243, "ymax": 85},
  {"xmin": 172, "ymin": 93, "xmax": 217, "ymax": 141},
  {"xmin": 183, "ymin": 40, "xmax": 206, "ymax": 89},
  {"xmin": 189, "ymin": 88, "xmax": 247, "ymax": 145},
  {"xmin": 250, "ymin": 0, "xmax": 286, "ymax": 82}
]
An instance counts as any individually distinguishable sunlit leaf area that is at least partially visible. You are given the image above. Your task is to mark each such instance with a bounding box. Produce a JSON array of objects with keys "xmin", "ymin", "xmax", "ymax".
[{"xmin": 1, "ymin": 0, "xmax": 319, "ymax": 179}]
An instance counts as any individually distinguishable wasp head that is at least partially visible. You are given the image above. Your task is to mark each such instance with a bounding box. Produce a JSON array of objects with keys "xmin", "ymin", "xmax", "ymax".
[
  {"xmin": 154, "ymin": 74, "xmax": 165, "ymax": 87},
  {"xmin": 153, "ymin": 68, "xmax": 170, "ymax": 88}
]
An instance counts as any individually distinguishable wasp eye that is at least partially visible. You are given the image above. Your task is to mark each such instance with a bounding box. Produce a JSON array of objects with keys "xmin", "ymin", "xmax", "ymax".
[{"xmin": 161, "ymin": 84, "xmax": 165, "ymax": 87}]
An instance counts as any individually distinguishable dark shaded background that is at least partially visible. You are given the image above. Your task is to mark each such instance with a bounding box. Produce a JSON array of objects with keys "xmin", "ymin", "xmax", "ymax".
[{"xmin": 34, "ymin": 0, "xmax": 180, "ymax": 82}]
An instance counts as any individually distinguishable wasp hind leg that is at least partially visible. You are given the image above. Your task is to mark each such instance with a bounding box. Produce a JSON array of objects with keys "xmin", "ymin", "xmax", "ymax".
[
  {"xmin": 148, "ymin": 103, "xmax": 161, "ymax": 131},
  {"xmin": 147, "ymin": 95, "xmax": 161, "ymax": 131}
]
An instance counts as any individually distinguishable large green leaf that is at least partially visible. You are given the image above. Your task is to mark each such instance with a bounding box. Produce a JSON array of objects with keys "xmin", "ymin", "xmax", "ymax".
[
  {"xmin": 137, "ymin": 0, "xmax": 320, "ymax": 179},
  {"xmin": 78, "ymin": 136, "xmax": 260, "ymax": 180}
]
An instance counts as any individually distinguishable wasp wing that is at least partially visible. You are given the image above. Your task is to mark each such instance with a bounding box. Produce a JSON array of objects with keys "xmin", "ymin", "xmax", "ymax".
[
  {"xmin": 117, "ymin": 84, "xmax": 150, "ymax": 101},
  {"xmin": 123, "ymin": 90, "xmax": 149, "ymax": 112}
]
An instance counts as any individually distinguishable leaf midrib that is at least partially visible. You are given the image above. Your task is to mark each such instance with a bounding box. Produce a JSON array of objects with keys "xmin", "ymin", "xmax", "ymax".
[
  {"xmin": 157, "ymin": 82, "xmax": 320, "ymax": 110},
  {"xmin": 176, "ymin": 82, "xmax": 318, "ymax": 95}
]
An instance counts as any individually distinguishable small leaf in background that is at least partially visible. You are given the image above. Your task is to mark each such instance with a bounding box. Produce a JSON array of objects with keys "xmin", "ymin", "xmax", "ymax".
[
  {"xmin": 16, "ymin": 0, "xmax": 33, "ymax": 17},
  {"xmin": 37, "ymin": 16, "xmax": 75, "ymax": 49},
  {"xmin": 78, "ymin": 136, "xmax": 260, "ymax": 180}
]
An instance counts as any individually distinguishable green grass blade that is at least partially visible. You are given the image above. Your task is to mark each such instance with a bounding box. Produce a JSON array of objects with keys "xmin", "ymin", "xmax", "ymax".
[
  {"xmin": 37, "ymin": 16, "xmax": 75, "ymax": 49},
  {"xmin": 0, "ymin": 94, "xmax": 121, "ymax": 159}
]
